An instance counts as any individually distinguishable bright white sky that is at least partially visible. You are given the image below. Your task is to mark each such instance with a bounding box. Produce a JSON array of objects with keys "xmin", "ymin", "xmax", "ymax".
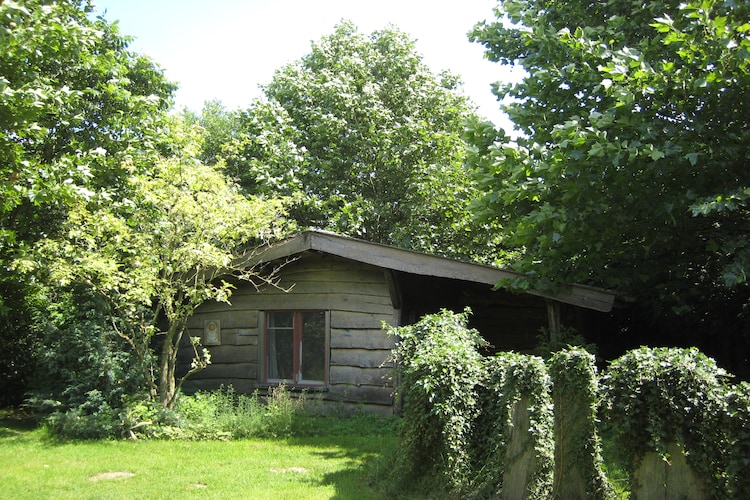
[{"xmin": 92, "ymin": 0, "xmax": 521, "ymax": 133}]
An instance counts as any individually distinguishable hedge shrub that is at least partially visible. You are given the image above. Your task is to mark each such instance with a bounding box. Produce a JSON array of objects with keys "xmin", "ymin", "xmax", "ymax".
[
  {"xmin": 386, "ymin": 308, "xmax": 485, "ymax": 491},
  {"xmin": 472, "ymin": 352, "xmax": 554, "ymax": 498},
  {"xmin": 600, "ymin": 347, "xmax": 732, "ymax": 497},
  {"xmin": 548, "ymin": 348, "xmax": 612, "ymax": 499}
]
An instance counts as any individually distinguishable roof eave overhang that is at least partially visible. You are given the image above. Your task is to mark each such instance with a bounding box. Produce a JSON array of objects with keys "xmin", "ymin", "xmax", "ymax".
[{"xmin": 241, "ymin": 230, "xmax": 617, "ymax": 313}]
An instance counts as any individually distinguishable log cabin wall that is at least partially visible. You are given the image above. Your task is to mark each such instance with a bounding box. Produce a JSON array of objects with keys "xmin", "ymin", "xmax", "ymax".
[{"xmin": 179, "ymin": 251, "xmax": 399, "ymax": 414}]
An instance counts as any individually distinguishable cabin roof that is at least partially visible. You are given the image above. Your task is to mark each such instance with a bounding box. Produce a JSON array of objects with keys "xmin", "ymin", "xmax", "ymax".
[{"xmin": 244, "ymin": 230, "xmax": 617, "ymax": 313}]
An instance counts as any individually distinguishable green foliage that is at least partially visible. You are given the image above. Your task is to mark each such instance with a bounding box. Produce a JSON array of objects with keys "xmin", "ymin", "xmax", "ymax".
[
  {"xmin": 385, "ymin": 309, "xmax": 485, "ymax": 491},
  {"xmin": 600, "ymin": 346, "xmax": 734, "ymax": 496},
  {"xmin": 25, "ymin": 286, "xmax": 147, "ymax": 439},
  {"xmin": 0, "ymin": 0, "xmax": 174, "ymax": 401},
  {"xmin": 535, "ymin": 325, "xmax": 598, "ymax": 360},
  {"xmin": 180, "ymin": 99, "xmax": 241, "ymax": 167},
  {"xmin": 723, "ymin": 381, "xmax": 750, "ymax": 497},
  {"xmin": 0, "ymin": 0, "xmax": 175, "ymax": 269},
  {"xmin": 23, "ymin": 292, "xmax": 147, "ymax": 441},
  {"xmin": 0, "ymin": 277, "xmax": 40, "ymax": 406},
  {"xmin": 548, "ymin": 348, "xmax": 612, "ymax": 499},
  {"xmin": 156, "ymin": 385, "xmax": 304, "ymax": 440},
  {"xmin": 43, "ymin": 385, "xmax": 308, "ymax": 441},
  {"xmin": 472, "ymin": 352, "xmax": 554, "ymax": 498},
  {"xmin": 223, "ymin": 22, "xmax": 503, "ymax": 262},
  {"xmin": 468, "ymin": 0, "xmax": 750, "ymax": 318},
  {"xmin": 21, "ymin": 120, "xmax": 291, "ymax": 409},
  {"xmin": 44, "ymin": 392, "xmax": 119, "ymax": 440}
]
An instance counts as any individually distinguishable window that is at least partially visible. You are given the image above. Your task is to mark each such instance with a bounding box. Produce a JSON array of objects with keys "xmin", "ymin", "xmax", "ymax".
[{"xmin": 264, "ymin": 311, "xmax": 327, "ymax": 386}]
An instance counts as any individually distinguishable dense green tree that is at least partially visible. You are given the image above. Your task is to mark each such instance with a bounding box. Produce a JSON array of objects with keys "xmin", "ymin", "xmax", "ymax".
[
  {"xmin": 467, "ymin": 0, "xmax": 750, "ymax": 319},
  {"xmin": 1, "ymin": 0, "xmax": 175, "ymax": 249},
  {"xmin": 225, "ymin": 22, "xmax": 501, "ymax": 260},
  {"xmin": 180, "ymin": 99, "xmax": 241, "ymax": 167},
  {"xmin": 23, "ymin": 119, "xmax": 291, "ymax": 408},
  {"xmin": 0, "ymin": 0, "xmax": 175, "ymax": 405}
]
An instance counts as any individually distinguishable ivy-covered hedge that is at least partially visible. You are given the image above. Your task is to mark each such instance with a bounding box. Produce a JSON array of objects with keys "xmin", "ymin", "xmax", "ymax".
[
  {"xmin": 388, "ymin": 311, "xmax": 750, "ymax": 499},
  {"xmin": 473, "ymin": 353, "xmax": 554, "ymax": 498},
  {"xmin": 601, "ymin": 346, "xmax": 750, "ymax": 498},
  {"xmin": 386, "ymin": 308, "xmax": 485, "ymax": 491},
  {"xmin": 723, "ymin": 381, "xmax": 750, "ymax": 496},
  {"xmin": 387, "ymin": 310, "xmax": 556, "ymax": 497},
  {"xmin": 548, "ymin": 348, "xmax": 611, "ymax": 499}
]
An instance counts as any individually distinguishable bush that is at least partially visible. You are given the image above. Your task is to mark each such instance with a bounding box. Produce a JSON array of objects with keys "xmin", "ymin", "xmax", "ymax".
[
  {"xmin": 26, "ymin": 287, "xmax": 149, "ymax": 439},
  {"xmin": 548, "ymin": 348, "xmax": 612, "ymax": 499},
  {"xmin": 44, "ymin": 390, "xmax": 119, "ymax": 440},
  {"xmin": 471, "ymin": 352, "xmax": 554, "ymax": 498},
  {"xmin": 601, "ymin": 346, "xmax": 733, "ymax": 497},
  {"xmin": 723, "ymin": 381, "xmax": 750, "ymax": 497},
  {"xmin": 385, "ymin": 308, "xmax": 485, "ymax": 493},
  {"xmin": 26, "ymin": 287, "xmax": 146, "ymax": 415},
  {"xmin": 121, "ymin": 385, "xmax": 306, "ymax": 441}
]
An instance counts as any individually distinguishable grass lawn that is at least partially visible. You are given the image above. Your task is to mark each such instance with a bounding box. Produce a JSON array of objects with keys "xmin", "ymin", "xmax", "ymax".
[{"xmin": 0, "ymin": 412, "xmax": 400, "ymax": 499}]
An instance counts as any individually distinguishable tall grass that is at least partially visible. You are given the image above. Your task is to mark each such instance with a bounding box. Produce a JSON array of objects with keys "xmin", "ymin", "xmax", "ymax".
[{"xmin": 174, "ymin": 385, "xmax": 305, "ymax": 439}]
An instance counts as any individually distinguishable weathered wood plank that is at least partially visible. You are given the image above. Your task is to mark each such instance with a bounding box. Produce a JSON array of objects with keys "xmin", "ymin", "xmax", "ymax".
[
  {"xmin": 188, "ymin": 310, "xmax": 259, "ymax": 329},
  {"xmin": 502, "ymin": 395, "xmax": 539, "ymax": 499},
  {"xmin": 183, "ymin": 328, "xmax": 259, "ymax": 347},
  {"xmin": 330, "ymin": 348, "xmax": 393, "ymax": 368},
  {"xmin": 177, "ymin": 344, "xmax": 256, "ymax": 363},
  {"xmin": 273, "ymin": 265, "xmax": 386, "ymax": 283},
  {"xmin": 632, "ymin": 443, "xmax": 709, "ymax": 500},
  {"xmin": 331, "ymin": 310, "xmax": 397, "ymax": 329},
  {"xmin": 197, "ymin": 344, "xmax": 258, "ymax": 364},
  {"xmin": 219, "ymin": 294, "xmax": 394, "ymax": 315},
  {"xmin": 330, "ymin": 328, "xmax": 397, "ymax": 349},
  {"xmin": 182, "ymin": 378, "xmax": 256, "ymax": 395},
  {"xmin": 326, "ymin": 384, "xmax": 394, "ymax": 406},
  {"xmin": 329, "ymin": 366, "xmax": 394, "ymax": 386},
  {"xmin": 236, "ymin": 279, "xmax": 391, "ymax": 298},
  {"xmin": 194, "ymin": 362, "xmax": 257, "ymax": 380}
]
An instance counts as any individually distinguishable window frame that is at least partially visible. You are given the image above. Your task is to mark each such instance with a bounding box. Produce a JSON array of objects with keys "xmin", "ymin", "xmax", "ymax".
[{"xmin": 260, "ymin": 310, "xmax": 329, "ymax": 388}]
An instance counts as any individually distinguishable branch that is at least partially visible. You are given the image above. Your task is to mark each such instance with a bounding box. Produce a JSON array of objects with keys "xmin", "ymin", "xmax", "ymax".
[{"xmin": 173, "ymin": 337, "xmax": 211, "ymax": 406}]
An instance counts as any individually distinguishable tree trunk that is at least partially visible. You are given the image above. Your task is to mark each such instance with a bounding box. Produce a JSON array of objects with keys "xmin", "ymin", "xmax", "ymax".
[{"xmin": 158, "ymin": 332, "xmax": 177, "ymax": 408}]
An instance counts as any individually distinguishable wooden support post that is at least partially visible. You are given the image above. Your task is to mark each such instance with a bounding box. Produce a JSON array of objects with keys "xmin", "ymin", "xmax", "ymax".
[{"xmin": 546, "ymin": 299, "xmax": 561, "ymax": 342}]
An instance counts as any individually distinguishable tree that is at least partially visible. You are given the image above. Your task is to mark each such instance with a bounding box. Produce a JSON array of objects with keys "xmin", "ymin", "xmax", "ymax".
[
  {"xmin": 180, "ymin": 99, "xmax": 241, "ymax": 167},
  {"xmin": 0, "ymin": 0, "xmax": 175, "ymax": 250},
  {"xmin": 467, "ymin": 1, "xmax": 750, "ymax": 318},
  {"xmin": 23, "ymin": 119, "xmax": 291, "ymax": 408},
  {"xmin": 224, "ymin": 22, "xmax": 501, "ymax": 261},
  {"xmin": 0, "ymin": 0, "xmax": 175, "ymax": 404}
]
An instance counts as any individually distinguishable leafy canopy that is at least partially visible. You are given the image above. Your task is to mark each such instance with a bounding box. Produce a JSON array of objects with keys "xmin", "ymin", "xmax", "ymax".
[
  {"xmin": 468, "ymin": 0, "xmax": 750, "ymax": 313},
  {"xmin": 0, "ymin": 0, "xmax": 175, "ymax": 402},
  {"xmin": 223, "ymin": 22, "xmax": 501, "ymax": 260},
  {"xmin": 26, "ymin": 119, "xmax": 290, "ymax": 408},
  {"xmin": 0, "ymin": 0, "xmax": 175, "ymax": 246}
]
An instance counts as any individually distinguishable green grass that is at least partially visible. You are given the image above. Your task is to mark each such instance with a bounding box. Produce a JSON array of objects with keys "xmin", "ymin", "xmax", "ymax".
[
  {"xmin": 0, "ymin": 411, "xmax": 400, "ymax": 499},
  {"xmin": 1, "ymin": 409, "xmax": 631, "ymax": 499}
]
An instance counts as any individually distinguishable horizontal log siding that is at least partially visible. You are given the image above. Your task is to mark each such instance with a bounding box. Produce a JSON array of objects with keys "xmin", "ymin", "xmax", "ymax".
[{"xmin": 179, "ymin": 252, "xmax": 397, "ymax": 412}]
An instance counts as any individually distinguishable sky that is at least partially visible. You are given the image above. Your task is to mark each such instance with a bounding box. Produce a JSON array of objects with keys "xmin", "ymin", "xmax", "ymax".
[{"xmin": 92, "ymin": 0, "xmax": 522, "ymax": 133}]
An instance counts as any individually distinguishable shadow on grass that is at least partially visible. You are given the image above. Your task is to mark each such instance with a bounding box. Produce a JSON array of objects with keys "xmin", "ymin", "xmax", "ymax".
[
  {"xmin": 312, "ymin": 445, "xmax": 398, "ymax": 499},
  {"xmin": 0, "ymin": 408, "xmax": 41, "ymax": 442},
  {"xmin": 289, "ymin": 414, "xmax": 436, "ymax": 499}
]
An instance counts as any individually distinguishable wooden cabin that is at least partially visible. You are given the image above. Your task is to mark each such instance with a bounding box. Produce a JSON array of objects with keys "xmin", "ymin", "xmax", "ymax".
[{"xmin": 179, "ymin": 230, "xmax": 617, "ymax": 414}]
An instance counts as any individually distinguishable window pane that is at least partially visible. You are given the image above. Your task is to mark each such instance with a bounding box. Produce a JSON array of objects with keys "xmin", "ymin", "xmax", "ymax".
[
  {"xmin": 268, "ymin": 311, "xmax": 293, "ymax": 329},
  {"xmin": 267, "ymin": 312, "xmax": 293, "ymax": 381},
  {"xmin": 300, "ymin": 311, "xmax": 326, "ymax": 383}
]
